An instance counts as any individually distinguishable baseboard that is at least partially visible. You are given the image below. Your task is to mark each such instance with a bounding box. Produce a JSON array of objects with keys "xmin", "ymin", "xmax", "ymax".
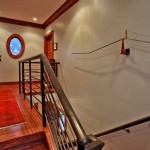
[
  {"xmin": 0, "ymin": 81, "xmax": 19, "ymax": 85},
  {"xmin": 0, "ymin": 81, "xmax": 40, "ymax": 85}
]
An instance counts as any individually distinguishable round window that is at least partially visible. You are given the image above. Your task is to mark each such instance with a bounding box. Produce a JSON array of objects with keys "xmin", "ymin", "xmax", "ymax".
[{"xmin": 6, "ymin": 34, "xmax": 25, "ymax": 59}]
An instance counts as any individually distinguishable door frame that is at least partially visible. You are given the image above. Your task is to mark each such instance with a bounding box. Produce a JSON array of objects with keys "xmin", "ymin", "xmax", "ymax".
[{"xmin": 44, "ymin": 30, "xmax": 54, "ymax": 59}]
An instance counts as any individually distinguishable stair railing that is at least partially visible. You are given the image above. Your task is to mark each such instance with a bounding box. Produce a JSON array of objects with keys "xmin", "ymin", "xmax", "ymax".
[{"xmin": 19, "ymin": 53, "xmax": 105, "ymax": 150}]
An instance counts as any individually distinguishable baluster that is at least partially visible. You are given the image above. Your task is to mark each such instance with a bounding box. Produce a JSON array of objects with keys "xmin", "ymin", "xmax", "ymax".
[
  {"xmin": 41, "ymin": 60, "xmax": 46, "ymax": 127},
  {"xmin": 29, "ymin": 60, "xmax": 33, "ymax": 109}
]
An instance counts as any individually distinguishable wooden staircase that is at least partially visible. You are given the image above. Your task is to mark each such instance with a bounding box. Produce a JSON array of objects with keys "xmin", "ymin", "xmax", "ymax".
[{"xmin": 0, "ymin": 131, "xmax": 50, "ymax": 150}]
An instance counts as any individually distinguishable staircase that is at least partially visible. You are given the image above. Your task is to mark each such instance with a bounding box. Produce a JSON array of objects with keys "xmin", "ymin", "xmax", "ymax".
[{"xmin": 0, "ymin": 131, "xmax": 50, "ymax": 150}]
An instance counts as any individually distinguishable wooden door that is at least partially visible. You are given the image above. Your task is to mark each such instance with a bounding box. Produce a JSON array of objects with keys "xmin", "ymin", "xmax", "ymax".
[{"xmin": 44, "ymin": 31, "xmax": 54, "ymax": 60}]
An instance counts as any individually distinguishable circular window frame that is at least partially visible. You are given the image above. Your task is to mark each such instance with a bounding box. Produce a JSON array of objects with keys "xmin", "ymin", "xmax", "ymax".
[{"xmin": 6, "ymin": 34, "xmax": 25, "ymax": 59}]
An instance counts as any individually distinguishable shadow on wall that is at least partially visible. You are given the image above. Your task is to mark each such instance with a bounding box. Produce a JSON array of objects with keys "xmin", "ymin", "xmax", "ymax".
[
  {"xmin": 131, "ymin": 45, "xmax": 150, "ymax": 54},
  {"xmin": 73, "ymin": 41, "xmax": 150, "ymax": 85},
  {"xmin": 74, "ymin": 51, "xmax": 117, "ymax": 60}
]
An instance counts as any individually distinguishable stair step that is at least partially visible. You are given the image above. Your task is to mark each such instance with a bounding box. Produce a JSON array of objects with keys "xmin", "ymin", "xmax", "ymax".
[
  {"xmin": 29, "ymin": 144, "xmax": 48, "ymax": 150},
  {"xmin": 0, "ymin": 131, "xmax": 50, "ymax": 150}
]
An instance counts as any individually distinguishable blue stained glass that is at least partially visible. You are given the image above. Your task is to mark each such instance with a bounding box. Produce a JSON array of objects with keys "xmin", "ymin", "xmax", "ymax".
[{"xmin": 10, "ymin": 38, "xmax": 22, "ymax": 55}]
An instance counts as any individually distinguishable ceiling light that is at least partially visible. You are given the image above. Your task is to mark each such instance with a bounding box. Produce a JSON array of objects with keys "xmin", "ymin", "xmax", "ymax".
[{"xmin": 33, "ymin": 18, "xmax": 37, "ymax": 21}]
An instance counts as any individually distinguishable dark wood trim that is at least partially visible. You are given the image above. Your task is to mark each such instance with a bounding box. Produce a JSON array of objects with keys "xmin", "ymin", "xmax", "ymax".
[
  {"xmin": 44, "ymin": 30, "xmax": 54, "ymax": 59},
  {"xmin": 43, "ymin": 0, "xmax": 79, "ymax": 28},
  {"xmin": 0, "ymin": 82, "xmax": 19, "ymax": 85},
  {"xmin": 0, "ymin": 0, "xmax": 79, "ymax": 29},
  {"xmin": 44, "ymin": 30, "xmax": 54, "ymax": 38},
  {"xmin": 6, "ymin": 34, "xmax": 25, "ymax": 59},
  {"xmin": 0, "ymin": 17, "xmax": 43, "ymax": 29}
]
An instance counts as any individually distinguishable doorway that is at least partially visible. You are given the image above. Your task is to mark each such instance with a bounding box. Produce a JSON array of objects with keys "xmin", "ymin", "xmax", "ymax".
[
  {"xmin": 44, "ymin": 31, "xmax": 57, "ymax": 75},
  {"xmin": 44, "ymin": 31, "xmax": 54, "ymax": 60}
]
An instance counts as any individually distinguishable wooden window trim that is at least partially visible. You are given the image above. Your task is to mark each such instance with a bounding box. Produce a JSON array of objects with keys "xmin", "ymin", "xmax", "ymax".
[{"xmin": 6, "ymin": 34, "xmax": 25, "ymax": 59}]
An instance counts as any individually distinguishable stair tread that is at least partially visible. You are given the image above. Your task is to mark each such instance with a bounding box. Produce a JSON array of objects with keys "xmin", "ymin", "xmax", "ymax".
[
  {"xmin": 0, "ymin": 131, "xmax": 50, "ymax": 150},
  {"xmin": 28, "ymin": 143, "xmax": 49, "ymax": 150}
]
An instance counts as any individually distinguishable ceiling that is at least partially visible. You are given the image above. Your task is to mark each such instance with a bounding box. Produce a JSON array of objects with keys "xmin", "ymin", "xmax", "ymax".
[{"xmin": 0, "ymin": 0, "xmax": 66, "ymax": 24}]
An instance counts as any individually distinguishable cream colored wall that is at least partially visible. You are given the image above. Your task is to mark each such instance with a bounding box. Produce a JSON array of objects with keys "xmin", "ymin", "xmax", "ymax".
[
  {"xmin": 101, "ymin": 122, "xmax": 150, "ymax": 150},
  {"xmin": 0, "ymin": 22, "xmax": 44, "ymax": 82},
  {"xmin": 45, "ymin": 0, "xmax": 150, "ymax": 139},
  {"xmin": 0, "ymin": 0, "xmax": 148, "ymax": 149}
]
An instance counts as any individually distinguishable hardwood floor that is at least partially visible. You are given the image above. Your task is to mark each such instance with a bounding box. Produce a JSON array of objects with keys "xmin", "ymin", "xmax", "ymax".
[{"xmin": 0, "ymin": 84, "xmax": 55, "ymax": 150}]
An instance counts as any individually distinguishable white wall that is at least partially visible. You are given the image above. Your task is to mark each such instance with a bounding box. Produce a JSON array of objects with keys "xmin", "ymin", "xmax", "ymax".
[
  {"xmin": 45, "ymin": 0, "xmax": 150, "ymax": 144},
  {"xmin": 0, "ymin": 22, "xmax": 44, "ymax": 82}
]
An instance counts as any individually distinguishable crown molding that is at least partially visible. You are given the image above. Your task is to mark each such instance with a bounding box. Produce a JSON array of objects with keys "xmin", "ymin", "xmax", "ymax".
[
  {"xmin": 0, "ymin": 0, "xmax": 79, "ymax": 29},
  {"xmin": 42, "ymin": 0, "xmax": 79, "ymax": 29},
  {"xmin": 0, "ymin": 17, "xmax": 43, "ymax": 29}
]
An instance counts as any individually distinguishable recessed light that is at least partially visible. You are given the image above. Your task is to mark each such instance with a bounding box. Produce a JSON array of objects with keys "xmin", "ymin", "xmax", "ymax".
[{"xmin": 33, "ymin": 18, "xmax": 37, "ymax": 21}]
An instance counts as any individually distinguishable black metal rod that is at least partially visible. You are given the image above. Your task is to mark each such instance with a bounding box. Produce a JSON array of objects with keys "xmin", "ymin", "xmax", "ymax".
[
  {"xmin": 32, "ymin": 95, "xmax": 42, "ymax": 104},
  {"xmin": 21, "ymin": 88, "xmax": 25, "ymax": 92},
  {"xmin": 25, "ymin": 85, "xmax": 40, "ymax": 90},
  {"xmin": 40, "ymin": 60, "xmax": 46, "ymax": 127},
  {"xmin": 31, "ymin": 74, "xmax": 40, "ymax": 77},
  {"xmin": 19, "ymin": 63, "xmax": 21, "ymax": 93},
  {"xmin": 22, "ymin": 62, "xmax": 25, "ymax": 99},
  {"xmin": 30, "ymin": 82, "xmax": 41, "ymax": 88},
  {"xmin": 18, "ymin": 54, "xmax": 41, "ymax": 63},
  {"xmin": 50, "ymin": 62, "xmax": 60, "ymax": 64},
  {"xmin": 29, "ymin": 60, "xmax": 33, "ymax": 109},
  {"xmin": 24, "ymin": 74, "xmax": 30, "ymax": 77},
  {"xmin": 20, "ymin": 62, "xmax": 40, "ymax": 64},
  {"xmin": 29, "ymin": 89, "xmax": 41, "ymax": 96},
  {"xmin": 72, "ymin": 39, "xmax": 122, "ymax": 54},
  {"xmin": 95, "ymin": 116, "xmax": 150, "ymax": 137},
  {"xmin": 31, "ymin": 76, "xmax": 41, "ymax": 80},
  {"xmin": 24, "ymin": 69, "xmax": 41, "ymax": 71},
  {"xmin": 31, "ymin": 71, "xmax": 41, "ymax": 73},
  {"xmin": 49, "ymin": 62, "xmax": 60, "ymax": 77},
  {"xmin": 23, "ymin": 62, "xmax": 40, "ymax": 64}
]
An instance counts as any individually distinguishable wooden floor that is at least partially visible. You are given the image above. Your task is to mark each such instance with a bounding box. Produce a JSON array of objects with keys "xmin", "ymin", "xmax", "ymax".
[{"xmin": 0, "ymin": 83, "xmax": 55, "ymax": 150}]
